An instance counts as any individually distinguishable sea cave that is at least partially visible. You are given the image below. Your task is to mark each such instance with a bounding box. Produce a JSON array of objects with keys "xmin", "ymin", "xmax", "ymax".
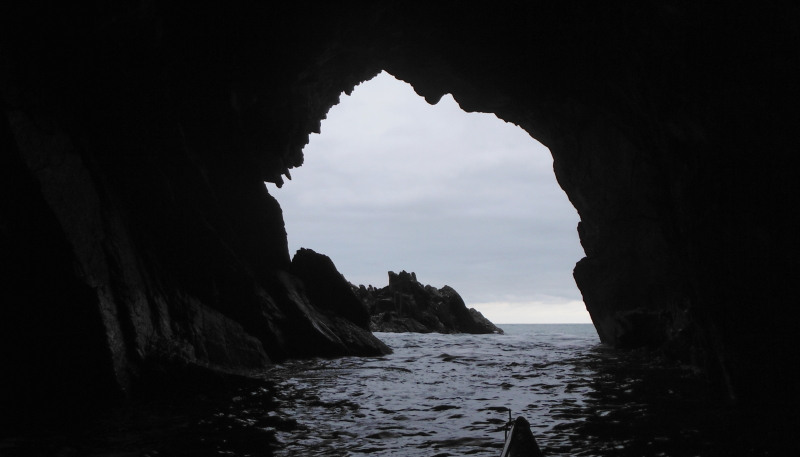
[{"xmin": 1, "ymin": 1, "xmax": 799, "ymax": 455}]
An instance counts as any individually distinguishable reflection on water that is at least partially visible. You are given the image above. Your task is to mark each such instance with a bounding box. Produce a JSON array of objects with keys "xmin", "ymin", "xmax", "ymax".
[
  {"xmin": 268, "ymin": 325, "xmax": 600, "ymax": 456},
  {"xmin": 5, "ymin": 325, "xmax": 795, "ymax": 456},
  {"xmin": 267, "ymin": 324, "xmax": 795, "ymax": 457}
]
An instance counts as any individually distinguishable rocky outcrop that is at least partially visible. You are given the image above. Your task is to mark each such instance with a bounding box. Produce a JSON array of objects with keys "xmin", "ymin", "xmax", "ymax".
[
  {"xmin": 353, "ymin": 271, "xmax": 503, "ymax": 335},
  {"xmin": 2, "ymin": 0, "xmax": 799, "ymax": 423},
  {"xmin": 291, "ymin": 248, "xmax": 372, "ymax": 330},
  {"xmin": 1, "ymin": 95, "xmax": 391, "ymax": 427},
  {"xmin": 469, "ymin": 308, "xmax": 503, "ymax": 335}
]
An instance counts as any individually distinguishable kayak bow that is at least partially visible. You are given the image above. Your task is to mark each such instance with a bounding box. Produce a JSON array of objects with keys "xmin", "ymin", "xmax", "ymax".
[{"xmin": 500, "ymin": 415, "xmax": 544, "ymax": 457}]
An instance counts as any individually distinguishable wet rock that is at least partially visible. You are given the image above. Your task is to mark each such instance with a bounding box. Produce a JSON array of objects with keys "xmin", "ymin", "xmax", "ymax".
[
  {"xmin": 291, "ymin": 248, "xmax": 371, "ymax": 330},
  {"xmin": 353, "ymin": 271, "xmax": 502, "ymax": 334},
  {"xmin": 268, "ymin": 271, "xmax": 392, "ymax": 358},
  {"xmin": 374, "ymin": 311, "xmax": 432, "ymax": 333},
  {"xmin": 470, "ymin": 308, "xmax": 503, "ymax": 335}
]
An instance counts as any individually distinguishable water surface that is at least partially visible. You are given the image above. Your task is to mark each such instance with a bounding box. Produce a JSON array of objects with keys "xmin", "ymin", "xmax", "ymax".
[
  {"xmin": 5, "ymin": 324, "xmax": 793, "ymax": 455},
  {"xmin": 268, "ymin": 324, "xmax": 600, "ymax": 456}
]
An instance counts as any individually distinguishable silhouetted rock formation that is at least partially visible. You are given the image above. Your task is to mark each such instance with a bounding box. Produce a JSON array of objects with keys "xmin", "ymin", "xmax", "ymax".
[
  {"xmin": 2, "ymin": 0, "xmax": 799, "ymax": 427},
  {"xmin": 353, "ymin": 271, "xmax": 503, "ymax": 335},
  {"xmin": 470, "ymin": 308, "xmax": 502, "ymax": 334},
  {"xmin": 291, "ymin": 248, "xmax": 372, "ymax": 330}
]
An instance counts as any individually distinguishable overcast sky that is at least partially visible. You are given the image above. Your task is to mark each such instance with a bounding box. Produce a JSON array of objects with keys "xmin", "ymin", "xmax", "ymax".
[{"xmin": 270, "ymin": 72, "xmax": 590, "ymax": 323}]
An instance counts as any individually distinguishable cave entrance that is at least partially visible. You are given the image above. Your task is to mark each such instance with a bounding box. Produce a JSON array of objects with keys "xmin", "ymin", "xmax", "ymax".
[{"xmin": 271, "ymin": 71, "xmax": 588, "ymax": 324}]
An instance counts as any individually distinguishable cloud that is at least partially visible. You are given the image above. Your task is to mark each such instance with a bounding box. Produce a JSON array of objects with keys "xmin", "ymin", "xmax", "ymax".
[
  {"xmin": 471, "ymin": 300, "xmax": 593, "ymax": 324},
  {"xmin": 271, "ymin": 71, "xmax": 589, "ymax": 323}
]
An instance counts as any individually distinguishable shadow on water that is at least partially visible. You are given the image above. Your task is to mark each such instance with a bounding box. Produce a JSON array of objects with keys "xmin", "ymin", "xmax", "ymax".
[
  {"xmin": 264, "ymin": 326, "xmax": 799, "ymax": 456},
  {"xmin": 556, "ymin": 346, "xmax": 798, "ymax": 456},
  {"xmin": 0, "ymin": 368, "xmax": 289, "ymax": 456},
  {"xmin": 2, "ymin": 325, "xmax": 797, "ymax": 456}
]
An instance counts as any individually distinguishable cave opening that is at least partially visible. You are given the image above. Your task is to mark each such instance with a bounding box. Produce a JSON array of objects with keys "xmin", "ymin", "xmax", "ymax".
[
  {"xmin": 271, "ymin": 71, "xmax": 590, "ymax": 324},
  {"xmin": 3, "ymin": 1, "xmax": 800, "ymax": 453}
]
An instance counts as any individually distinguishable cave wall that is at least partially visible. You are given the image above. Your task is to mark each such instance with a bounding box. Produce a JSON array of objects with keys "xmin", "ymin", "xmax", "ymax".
[
  {"xmin": 2, "ymin": 0, "xmax": 799, "ymax": 422},
  {"xmin": 0, "ymin": 1, "xmax": 390, "ymax": 426},
  {"xmin": 336, "ymin": 1, "xmax": 800, "ymax": 402}
]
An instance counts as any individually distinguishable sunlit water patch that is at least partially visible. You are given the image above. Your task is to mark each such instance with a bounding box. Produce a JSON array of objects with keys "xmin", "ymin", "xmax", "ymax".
[{"xmin": 267, "ymin": 324, "xmax": 600, "ymax": 456}]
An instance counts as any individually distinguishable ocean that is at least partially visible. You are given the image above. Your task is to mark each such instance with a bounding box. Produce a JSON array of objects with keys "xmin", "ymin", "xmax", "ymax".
[
  {"xmin": 265, "ymin": 324, "xmax": 791, "ymax": 456},
  {"xmin": 6, "ymin": 324, "xmax": 793, "ymax": 455},
  {"xmin": 266, "ymin": 324, "xmax": 600, "ymax": 455}
]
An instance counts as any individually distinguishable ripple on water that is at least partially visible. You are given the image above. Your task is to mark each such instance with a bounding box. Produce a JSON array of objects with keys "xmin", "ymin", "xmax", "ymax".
[
  {"xmin": 265, "ymin": 324, "xmax": 800, "ymax": 456},
  {"xmin": 265, "ymin": 325, "xmax": 605, "ymax": 456}
]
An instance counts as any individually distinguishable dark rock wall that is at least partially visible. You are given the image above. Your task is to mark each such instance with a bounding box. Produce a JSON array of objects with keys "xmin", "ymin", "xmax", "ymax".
[
  {"xmin": 2, "ymin": 0, "xmax": 798, "ymax": 421},
  {"xmin": 0, "ymin": 1, "xmax": 390, "ymax": 426},
  {"xmin": 1, "ymin": 110, "xmax": 121, "ymax": 422}
]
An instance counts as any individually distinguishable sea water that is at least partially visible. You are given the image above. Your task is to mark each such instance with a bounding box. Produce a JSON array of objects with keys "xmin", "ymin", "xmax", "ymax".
[
  {"xmin": 267, "ymin": 324, "xmax": 601, "ymax": 456},
  {"xmin": 265, "ymin": 324, "xmax": 794, "ymax": 456},
  {"xmin": 6, "ymin": 325, "xmax": 792, "ymax": 455}
]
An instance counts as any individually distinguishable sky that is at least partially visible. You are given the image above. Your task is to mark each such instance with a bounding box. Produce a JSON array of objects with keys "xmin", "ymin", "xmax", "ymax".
[{"xmin": 269, "ymin": 72, "xmax": 590, "ymax": 324}]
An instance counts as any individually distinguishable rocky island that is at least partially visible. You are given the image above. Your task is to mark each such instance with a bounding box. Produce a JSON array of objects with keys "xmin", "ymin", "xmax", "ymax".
[
  {"xmin": 353, "ymin": 271, "xmax": 503, "ymax": 335},
  {"xmin": 292, "ymin": 247, "xmax": 501, "ymax": 335}
]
